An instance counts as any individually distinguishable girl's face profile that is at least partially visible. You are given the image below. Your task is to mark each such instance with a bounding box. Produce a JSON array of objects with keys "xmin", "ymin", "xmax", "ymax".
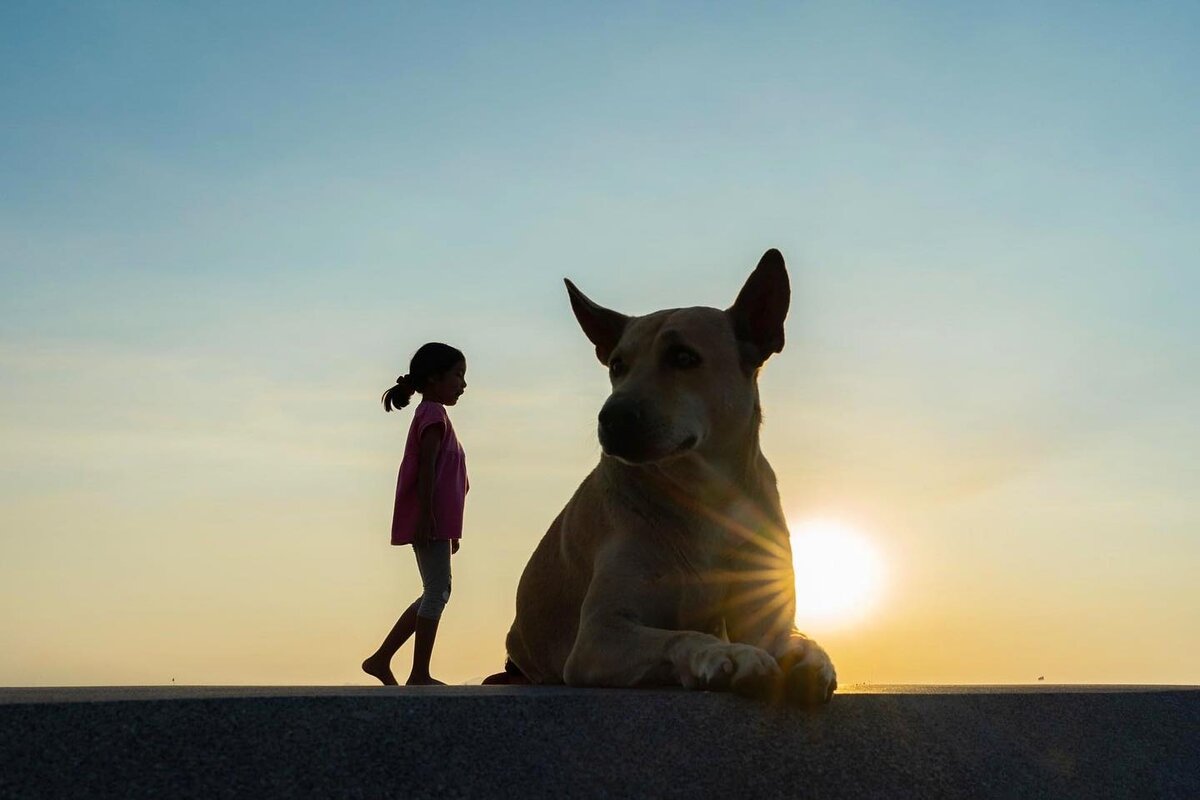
[{"xmin": 427, "ymin": 360, "xmax": 467, "ymax": 405}]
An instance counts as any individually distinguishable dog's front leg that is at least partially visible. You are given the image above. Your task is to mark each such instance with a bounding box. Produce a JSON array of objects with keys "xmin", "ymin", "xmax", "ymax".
[
  {"xmin": 565, "ymin": 618, "xmax": 782, "ymax": 696},
  {"xmin": 563, "ymin": 546, "xmax": 781, "ymax": 696}
]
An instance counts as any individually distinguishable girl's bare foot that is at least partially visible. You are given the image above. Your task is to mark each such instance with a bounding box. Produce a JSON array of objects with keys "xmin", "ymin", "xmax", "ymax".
[
  {"xmin": 362, "ymin": 656, "xmax": 398, "ymax": 686},
  {"xmin": 405, "ymin": 674, "xmax": 446, "ymax": 686}
]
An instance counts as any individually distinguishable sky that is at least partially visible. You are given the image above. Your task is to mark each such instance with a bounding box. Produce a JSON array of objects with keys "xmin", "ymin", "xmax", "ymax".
[{"xmin": 1, "ymin": 1, "xmax": 1197, "ymax": 687}]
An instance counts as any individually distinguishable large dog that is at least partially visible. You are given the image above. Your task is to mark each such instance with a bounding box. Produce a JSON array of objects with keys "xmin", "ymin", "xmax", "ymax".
[{"xmin": 498, "ymin": 249, "xmax": 836, "ymax": 704}]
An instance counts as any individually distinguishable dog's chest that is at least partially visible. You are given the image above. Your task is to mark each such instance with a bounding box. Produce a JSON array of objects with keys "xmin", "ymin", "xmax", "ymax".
[{"xmin": 643, "ymin": 516, "xmax": 741, "ymax": 622}]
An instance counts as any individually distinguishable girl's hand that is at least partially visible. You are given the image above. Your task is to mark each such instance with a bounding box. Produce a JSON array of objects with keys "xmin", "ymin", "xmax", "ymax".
[{"xmin": 451, "ymin": 540, "xmax": 460, "ymax": 555}]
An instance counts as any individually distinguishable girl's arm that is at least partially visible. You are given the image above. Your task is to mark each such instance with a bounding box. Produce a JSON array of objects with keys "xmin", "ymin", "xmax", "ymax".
[{"xmin": 414, "ymin": 423, "xmax": 443, "ymax": 545}]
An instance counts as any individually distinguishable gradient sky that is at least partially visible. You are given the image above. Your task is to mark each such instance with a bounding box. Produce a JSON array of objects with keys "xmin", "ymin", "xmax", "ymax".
[{"xmin": 2, "ymin": 2, "xmax": 1197, "ymax": 686}]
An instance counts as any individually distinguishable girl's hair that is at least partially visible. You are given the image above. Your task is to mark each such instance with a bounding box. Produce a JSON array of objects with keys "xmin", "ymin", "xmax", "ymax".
[{"xmin": 381, "ymin": 342, "xmax": 466, "ymax": 412}]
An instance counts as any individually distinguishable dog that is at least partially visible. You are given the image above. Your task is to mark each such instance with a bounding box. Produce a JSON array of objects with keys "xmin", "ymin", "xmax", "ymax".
[{"xmin": 494, "ymin": 249, "xmax": 837, "ymax": 704}]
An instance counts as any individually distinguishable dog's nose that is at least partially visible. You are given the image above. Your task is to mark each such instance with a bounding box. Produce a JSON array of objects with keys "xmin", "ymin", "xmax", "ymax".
[{"xmin": 598, "ymin": 396, "xmax": 643, "ymax": 450}]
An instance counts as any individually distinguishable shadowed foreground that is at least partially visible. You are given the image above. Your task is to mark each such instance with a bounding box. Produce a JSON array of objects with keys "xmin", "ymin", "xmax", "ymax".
[{"xmin": 0, "ymin": 686, "xmax": 1196, "ymax": 799}]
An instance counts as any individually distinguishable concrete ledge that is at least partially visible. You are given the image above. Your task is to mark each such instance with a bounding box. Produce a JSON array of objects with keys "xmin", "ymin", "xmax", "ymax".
[{"xmin": 1, "ymin": 686, "xmax": 1196, "ymax": 798}]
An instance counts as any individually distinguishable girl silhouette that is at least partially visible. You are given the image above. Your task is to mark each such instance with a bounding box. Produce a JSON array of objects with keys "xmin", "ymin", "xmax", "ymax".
[{"xmin": 363, "ymin": 343, "xmax": 468, "ymax": 685}]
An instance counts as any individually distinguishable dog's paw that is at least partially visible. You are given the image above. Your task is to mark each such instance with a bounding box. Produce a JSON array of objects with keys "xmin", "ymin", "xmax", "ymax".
[
  {"xmin": 684, "ymin": 643, "xmax": 781, "ymax": 697},
  {"xmin": 776, "ymin": 636, "xmax": 837, "ymax": 705}
]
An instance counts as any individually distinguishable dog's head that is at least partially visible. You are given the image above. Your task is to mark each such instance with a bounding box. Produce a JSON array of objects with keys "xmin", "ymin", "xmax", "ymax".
[{"xmin": 565, "ymin": 249, "xmax": 790, "ymax": 465}]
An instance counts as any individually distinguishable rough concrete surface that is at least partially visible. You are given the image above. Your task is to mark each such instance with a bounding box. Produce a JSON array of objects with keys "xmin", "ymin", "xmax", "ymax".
[{"xmin": 0, "ymin": 685, "xmax": 1196, "ymax": 799}]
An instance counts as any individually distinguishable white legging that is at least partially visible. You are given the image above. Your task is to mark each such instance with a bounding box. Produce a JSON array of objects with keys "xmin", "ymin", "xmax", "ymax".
[{"xmin": 412, "ymin": 539, "xmax": 452, "ymax": 619}]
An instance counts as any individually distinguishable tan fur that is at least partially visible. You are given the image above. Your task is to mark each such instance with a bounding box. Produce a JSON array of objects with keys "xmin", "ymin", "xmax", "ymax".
[{"xmin": 502, "ymin": 250, "xmax": 837, "ymax": 704}]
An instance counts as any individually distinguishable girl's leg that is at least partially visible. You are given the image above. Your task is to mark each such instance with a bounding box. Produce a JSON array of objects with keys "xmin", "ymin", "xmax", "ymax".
[
  {"xmin": 362, "ymin": 597, "xmax": 422, "ymax": 686},
  {"xmin": 407, "ymin": 615, "xmax": 443, "ymax": 685},
  {"xmin": 407, "ymin": 539, "xmax": 453, "ymax": 685}
]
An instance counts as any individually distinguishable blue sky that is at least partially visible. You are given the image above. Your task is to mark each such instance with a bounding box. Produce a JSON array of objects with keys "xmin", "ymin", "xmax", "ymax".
[
  {"xmin": 1, "ymin": 2, "xmax": 1198, "ymax": 684},
  {"xmin": 5, "ymin": 3, "xmax": 1198, "ymax": 329}
]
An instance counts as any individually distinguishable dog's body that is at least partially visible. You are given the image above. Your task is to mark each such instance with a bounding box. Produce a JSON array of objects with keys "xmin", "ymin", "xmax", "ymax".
[{"xmin": 501, "ymin": 250, "xmax": 837, "ymax": 703}]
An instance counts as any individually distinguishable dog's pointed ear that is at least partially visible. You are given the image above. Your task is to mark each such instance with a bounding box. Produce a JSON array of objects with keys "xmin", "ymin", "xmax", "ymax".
[
  {"xmin": 564, "ymin": 278, "xmax": 629, "ymax": 365},
  {"xmin": 727, "ymin": 248, "xmax": 790, "ymax": 368}
]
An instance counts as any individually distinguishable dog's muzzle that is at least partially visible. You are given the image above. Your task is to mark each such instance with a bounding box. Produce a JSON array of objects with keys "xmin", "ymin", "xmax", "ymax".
[{"xmin": 598, "ymin": 395, "xmax": 693, "ymax": 463}]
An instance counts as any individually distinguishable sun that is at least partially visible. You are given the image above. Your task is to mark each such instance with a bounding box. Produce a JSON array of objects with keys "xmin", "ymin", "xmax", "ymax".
[{"xmin": 789, "ymin": 518, "xmax": 885, "ymax": 630}]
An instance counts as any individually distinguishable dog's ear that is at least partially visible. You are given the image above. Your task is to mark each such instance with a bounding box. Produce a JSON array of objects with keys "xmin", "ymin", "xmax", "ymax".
[
  {"xmin": 564, "ymin": 279, "xmax": 629, "ymax": 365},
  {"xmin": 727, "ymin": 248, "xmax": 790, "ymax": 368}
]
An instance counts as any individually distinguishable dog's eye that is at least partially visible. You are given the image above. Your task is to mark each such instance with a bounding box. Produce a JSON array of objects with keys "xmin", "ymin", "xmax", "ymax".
[
  {"xmin": 608, "ymin": 358, "xmax": 628, "ymax": 378},
  {"xmin": 668, "ymin": 347, "xmax": 702, "ymax": 369}
]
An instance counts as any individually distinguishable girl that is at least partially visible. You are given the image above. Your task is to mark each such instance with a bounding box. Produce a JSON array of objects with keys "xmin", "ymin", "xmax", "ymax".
[{"xmin": 362, "ymin": 342, "xmax": 468, "ymax": 686}]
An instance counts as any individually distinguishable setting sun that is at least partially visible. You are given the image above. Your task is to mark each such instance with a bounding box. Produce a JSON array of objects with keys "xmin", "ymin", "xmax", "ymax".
[{"xmin": 789, "ymin": 519, "xmax": 886, "ymax": 630}]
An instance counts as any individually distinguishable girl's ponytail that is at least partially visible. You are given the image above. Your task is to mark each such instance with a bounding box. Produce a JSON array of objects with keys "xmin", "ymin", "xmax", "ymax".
[{"xmin": 381, "ymin": 374, "xmax": 417, "ymax": 412}]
